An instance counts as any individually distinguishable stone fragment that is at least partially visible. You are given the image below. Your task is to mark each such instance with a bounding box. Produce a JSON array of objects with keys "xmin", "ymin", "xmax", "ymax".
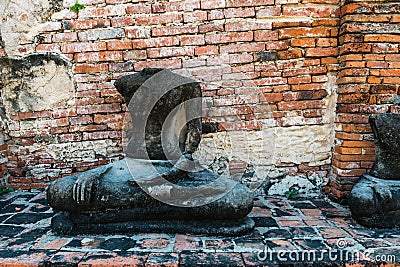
[{"xmin": 349, "ymin": 113, "xmax": 400, "ymax": 228}]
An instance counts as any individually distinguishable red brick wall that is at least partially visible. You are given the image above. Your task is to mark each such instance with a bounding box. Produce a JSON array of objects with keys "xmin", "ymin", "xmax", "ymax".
[
  {"xmin": 0, "ymin": 0, "xmax": 341, "ymax": 191},
  {"xmin": 328, "ymin": 0, "xmax": 400, "ymax": 203},
  {"xmin": 0, "ymin": 0, "xmax": 399, "ymax": 201}
]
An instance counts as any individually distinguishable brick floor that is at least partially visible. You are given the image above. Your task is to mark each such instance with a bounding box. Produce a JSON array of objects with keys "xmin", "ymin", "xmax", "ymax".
[{"xmin": 0, "ymin": 191, "xmax": 399, "ymax": 266}]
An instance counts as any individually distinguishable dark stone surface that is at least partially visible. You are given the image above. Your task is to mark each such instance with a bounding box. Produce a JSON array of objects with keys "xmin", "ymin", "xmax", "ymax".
[
  {"xmin": 273, "ymin": 208, "xmax": 295, "ymax": 216},
  {"xmin": 4, "ymin": 212, "xmax": 53, "ymax": 224},
  {"xmin": 1, "ymin": 203, "xmax": 28, "ymax": 213},
  {"xmin": 16, "ymin": 193, "xmax": 37, "ymax": 200},
  {"xmin": 0, "ymin": 225, "xmax": 26, "ymax": 237},
  {"xmin": 0, "ymin": 249, "xmax": 50, "ymax": 259},
  {"xmin": 47, "ymin": 253, "xmax": 85, "ymax": 267},
  {"xmin": 289, "ymin": 226, "xmax": 318, "ymax": 237},
  {"xmin": 349, "ymin": 113, "xmax": 400, "ymax": 228},
  {"xmin": 6, "ymin": 238, "xmax": 32, "ymax": 247},
  {"xmin": 63, "ymin": 239, "xmax": 86, "ymax": 249},
  {"xmin": 30, "ymin": 197, "xmax": 48, "ymax": 206},
  {"xmin": 294, "ymin": 239, "xmax": 327, "ymax": 250},
  {"xmin": 201, "ymin": 122, "xmax": 218, "ymax": 134},
  {"xmin": 179, "ymin": 252, "xmax": 210, "ymax": 266},
  {"xmin": 180, "ymin": 252, "xmax": 245, "ymax": 267},
  {"xmin": 262, "ymin": 228, "xmax": 292, "ymax": 239},
  {"xmin": 18, "ymin": 228, "xmax": 49, "ymax": 240},
  {"xmin": 310, "ymin": 199, "xmax": 336, "ymax": 209},
  {"xmin": 349, "ymin": 174, "xmax": 400, "ymax": 228},
  {"xmin": 291, "ymin": 201, "xmax": 316, "ymax": 209},
  {"xmin": 30, "ymin": 205, "xmax": 51, "ymax": 213},
  {"xmin": 47, "ymin": 68, "xmax": 254, "ymax": 236},
  {"xmin": 0, "ymin": 197, "xmax": 16, "ymax": 210},
  {"xmin": 251, "ymin": 217, "xmax": 278, "ymax": 227},
  {"xmin": 99, "ymin": 238, "xmax": 137, "ymax": 251},
  {"xmin": 0, "ymin": 214, "xmax": 10, "ymax": 223},
  {"xmin": 114, "ymin": 68, "xmax": 202, "ymax": 160},
  {"xmin": 51, "ymin": 211, "xmax": 255, "ymax": 236},
  {"xmin": 146, "ymin": 253, "xmax": 179, "ymax": 266}
]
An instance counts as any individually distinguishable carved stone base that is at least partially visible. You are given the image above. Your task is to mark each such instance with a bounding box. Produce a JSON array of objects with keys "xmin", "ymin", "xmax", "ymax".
[
  {"xmin": 51, "ymin": 212, "xmax": 255, "ymax": 236},
  {"xmin": 349, "ymin": 174, "xmax": 400, "ymax": 228}
]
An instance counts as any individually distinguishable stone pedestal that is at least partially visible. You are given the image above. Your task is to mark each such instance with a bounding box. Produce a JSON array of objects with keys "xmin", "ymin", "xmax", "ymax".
[
  {"xmin": 349, "ymin": 113, "xmax": 400, "ymax": 228},
  {"xmin": 47, "ymin": 68, "xmax": 255, "ymax": 236}
]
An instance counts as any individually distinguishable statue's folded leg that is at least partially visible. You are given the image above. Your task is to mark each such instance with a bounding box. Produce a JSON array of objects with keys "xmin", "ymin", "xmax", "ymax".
[
  {"xmin": 48, "ymin": 160, "xmax": 255, "ymax": 235},
  {"xmin": 349, "ymin": 174, "xmax": 400, "ymax": 228},
  {"xmin": 349, "ymin": 114, "xmax": 400, "ymax": 228}
]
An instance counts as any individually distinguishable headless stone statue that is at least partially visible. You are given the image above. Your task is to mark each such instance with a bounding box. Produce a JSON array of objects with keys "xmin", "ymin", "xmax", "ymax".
[
  {"xmin": 116, "ymin": 68, "xmax": 202, "ymax": 160},
  {"xmin": 47, "ymin": 68, "xmax": 254, "ymax": 235},
  {"xmin": 349, "ymin": 113, "xmax": 400, "ymax": 228}
]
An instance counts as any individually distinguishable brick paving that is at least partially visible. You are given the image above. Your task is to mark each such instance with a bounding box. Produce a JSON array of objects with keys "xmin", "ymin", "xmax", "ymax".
[{"xmin": 0, "ymin": 191, "xmax": 399, "ymax": 266}]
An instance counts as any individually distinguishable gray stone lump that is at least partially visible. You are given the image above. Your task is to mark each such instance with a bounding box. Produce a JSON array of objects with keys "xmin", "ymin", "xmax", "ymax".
[{"xmin": 349, "ymin": 113, "xmax": 400, "ymax": 228}]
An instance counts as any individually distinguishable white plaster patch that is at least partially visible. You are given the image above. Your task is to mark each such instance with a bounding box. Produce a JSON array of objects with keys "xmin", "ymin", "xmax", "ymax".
[
  {"xmin": 196, "ymin": 121, "xmax": 334, "ymax": 194},
  {"xmin": 24, "ymin": 139, "xmax": 118, "ymax": 162},
  {"xmin": 267, "ymin": 174, "xmax": 323, "ymax": 197},
  {"xmin": 0, "ymin": 0, "xmax": 62, "ymax": 56},
  {"xmin": 1, "ymin": 55, "xmax": 75, "ymax": 114},
  {"xmin": 195, "ymin": 128, "xmax": 276, "ymax": 168},
  {"xmin": 274, "ymin": 124, "xmax": 333, "ymax": 166},
  {"xmin": 27, "ymin": 168, "xmax": 61, "ymax": 179}
]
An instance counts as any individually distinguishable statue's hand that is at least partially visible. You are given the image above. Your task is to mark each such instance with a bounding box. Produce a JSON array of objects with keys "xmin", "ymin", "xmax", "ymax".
[{"xmin": 72, "ymin": 166, "xmax": 111, "ymax": 205}]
